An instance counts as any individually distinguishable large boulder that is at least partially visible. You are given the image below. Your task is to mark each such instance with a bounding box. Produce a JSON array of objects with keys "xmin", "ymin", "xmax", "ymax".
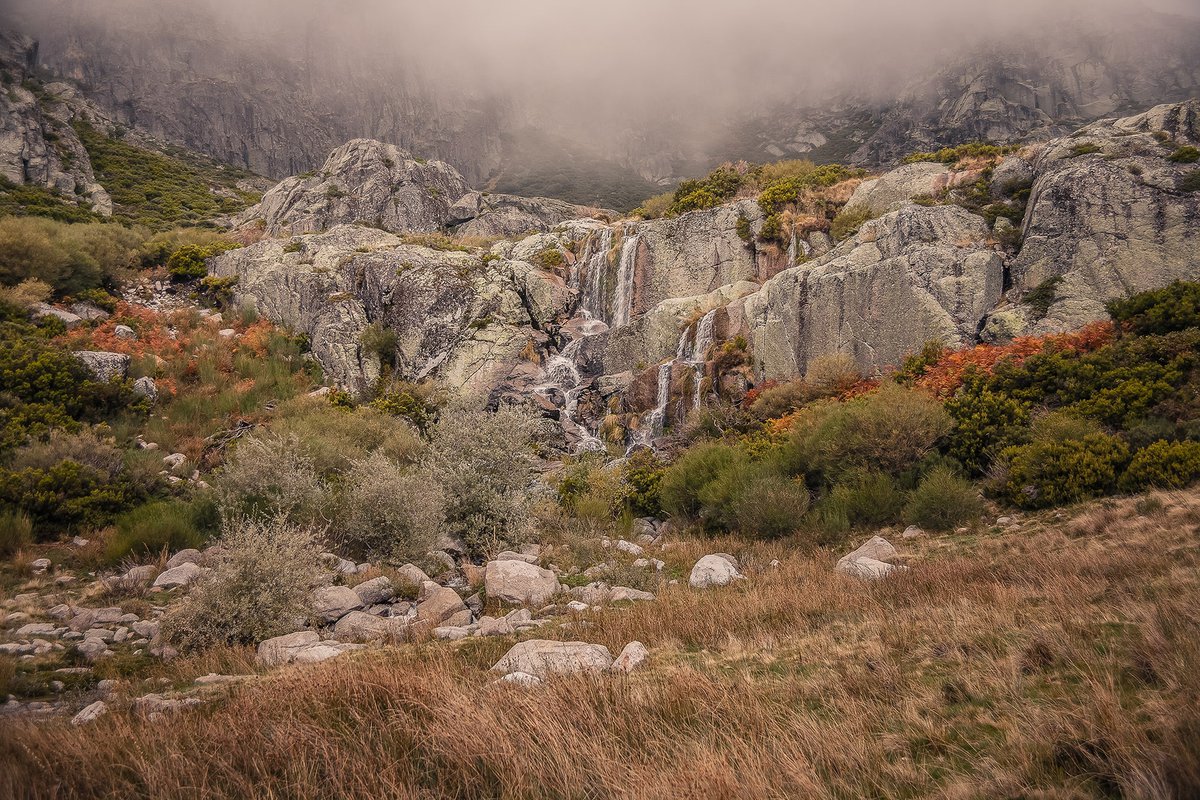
[
  {"xmin": 311, "ymin": 585, "xmax": 363, "ymax": 623},
  {"xmin": 689, "ymin": 554, "xmax": 743, "ymax": 589},
  {"xmin": 72, "ymin": 351, "xmax": 130, "ymax": 382},
  {"xmin": 490, "ymin": 639, "xmax": 614, "ymax": 679},
  {"xmin": 414, "ymin": 582, "xmax": 471, "ymax": 627},
  {"xmin": 331, "ymin": 611, "xmax": 406, "ymax": 642},
  {"xmin": 484, "ymin": 560, "xmax": 560, "ymax": 607},
  {"xmin": 450, "ymin": 191, "xmax": 603, "ymax": 239},
  {"xmin": 1009, "ymin": 101, "xmax": 1200, "ymax": 332},
  {"xmin": 844, "ymin": 162, "xmax": 952, "ymax": 215},
  {"xmin": 238, "ymin": 139, "xmax": 470, "ymax": 236},
  {"xmin": 741, "ymin": 205, "xmax": 1004, "ymax": 378}
]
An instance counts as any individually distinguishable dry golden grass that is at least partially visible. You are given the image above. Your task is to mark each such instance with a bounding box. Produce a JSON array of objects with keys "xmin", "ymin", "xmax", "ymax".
[{"xmin": 2, "ymin": 490, "xmax": 1199, "ymax": 798}]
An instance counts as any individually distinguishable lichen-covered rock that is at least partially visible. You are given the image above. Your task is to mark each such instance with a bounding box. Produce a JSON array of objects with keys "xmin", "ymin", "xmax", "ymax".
[
  {"xmin": 484, "ymin": 560, "xmax": 559, "ymax": 607},
  {"xmin": 73, "ymin": 351, "xmax": 130, "ymax": 382},
  {"xmin": 1010, "ymin": 101, "xmax": 1200, "ymax": 332},
  {"xmin": 741, "ymin": 205, "xmax": 1004, "ymax": 378},
  {"xmin": 450, "ymin": 191, "xmax": 603, "ymax": 239},
  {"xmin": 490, "ymin": 639, "xmax": 613, "ymax": 679},
  {"xmin": 845, "ymin": 162, "xmax": 951, "ymax": 214},
  {"xmin": 238, "ymin": 139, "xmax": 470, "ymax": 236}
]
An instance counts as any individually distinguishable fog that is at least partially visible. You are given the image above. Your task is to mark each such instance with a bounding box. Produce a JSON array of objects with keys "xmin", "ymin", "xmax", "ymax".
[{"xmin": 4, "ymin": 0, "xmax": 1199, "ymax": 191}]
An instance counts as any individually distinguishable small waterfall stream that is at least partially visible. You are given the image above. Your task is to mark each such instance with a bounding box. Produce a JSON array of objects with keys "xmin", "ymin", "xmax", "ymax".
[
  {"xmin": 638, "ymin": 308, "xmax": 719, "ymax": 443},
  {"xmin": 612, "ymin": 230, "xmax": 640, "ymax": 329}
]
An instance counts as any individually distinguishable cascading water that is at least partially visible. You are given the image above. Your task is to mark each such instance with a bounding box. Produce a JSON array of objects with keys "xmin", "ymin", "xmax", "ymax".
[
  {"xmin": 647, "ymin": 361, "xmax": 672, "ymax": 436},
  {"xmin": 690, "ymin": 309, "xmax": 716, "ymax": 410},
  {"xmin": 612, "ymin": 230, "xmax": 640, "ymax": 329},
  {"xmin": 637, "ymin": 308, "xmax": 718, "ymax": 444},
  {"xmin": 576, "ymin": 228, "xmax": 613, "ymax": 322}
]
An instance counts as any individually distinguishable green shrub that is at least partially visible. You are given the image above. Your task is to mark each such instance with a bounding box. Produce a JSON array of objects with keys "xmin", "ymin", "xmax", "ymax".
[
  {"xmin": 623, "ymin": 450, "xmax": 664, "ymax": 518},
  {"xmin": 944, "ymin": 374, "xmax": 1032, "ymax": 475},
  {"xmin": 749, "ymin": 380, "xmax": 819, "ymax": 421},
  {"xmin": 784, "ymin": 383, "xmax": 952, "ymax": 483},
  {"xmin": 217, "ymin": 432, "xmax": 327, "ymax": 524},
  {"xmin": 756, "ymin": 164, "xmax": 866, "ymax": 216},
  {"xmin": 0, "ymin": 216, "xmax": 145, "ymax": 295},
  {"xmin": 1070, "ymin": 143, "xmax": 1102, "ymax": 158},
  {"xmin": 166, "ymin": 244, "xmax": 212, "ymax": 281},
  {"xmin": 360, "ymin": 323, "xmax": 399, "ymax": 371},
  {"xmin": 735, "ymin": 214, "xmax": 753, "ymax": 243},
  {"xmin": 0, "ymin": 509, "xmax": 33, "ymax": 557},
  {"xmin": 533, "ymin": 247, "xmax": 566, "ymax": 270},
  {"xmin": 1167, "ymin": 146, "xmax": 1200, "ymax": 164},
  {"xmin": 732, "ymin": 474, "xmax": 810, "ymax": 539},
  {"xmin": 161, "ymin": 516, "xmax": 323, "ymax": 651},
  {"xmin": 998, "ymin": 415, "xmax": 1129, "ymax": 509},
  {"xmin": 105, "ymin": 499, "xmax": 212, "ymax": 563},
  {"xmin": 822, "ymin": 471, "xmax": 906, "ymax": 528},
  {"xmin": 1106, "ymin": 281, "xmax": 1200, "ymax": 336},
  {"xmin": 904, "ymin": 466, "xmax": 982, "ymax": 530},
  {"xmin": 1182, "ymin": 170, "xmax": 1200, "ymax": 193},
  {"xmin": 271, "ymin": 398, "xmax": 424, "ymax": 477},
  {"xmin": 902, "ymin": 142, "xmax": 1017, "ymax": 166},
  {"xmin": 334, "ymin": 453, "xmax": 442, "ymax": 562},
  {"xmin": 829, "ymin": 206, "xmax": 873, "ymax": 242},
  {"xmin": 369, "ymin": 380, "xmax": 438, "ymax": 434},
  {"xmin": 1119, "ymin": 440, "xmax": 1200, "ymax": 491},
  {"xmin": 1025, "ymin": 276, "xmax": 1063, "ymax": 320},
  {"xmin": 659, "ymin": 441, "xmax": 740, "ymax": 519},
  {"xmin": 0, "ymin": 460, "xmax": 139, "ymax": 537},
  {"xmin": 424, "ymin": 405, "xmax": 539, "ymax": 557}
]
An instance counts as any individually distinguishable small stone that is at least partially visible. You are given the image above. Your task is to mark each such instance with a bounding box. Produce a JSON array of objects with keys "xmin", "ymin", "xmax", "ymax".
[
  {"xmin": 71, "ymin": 700, "xmax": 108, "ymax": 726},
  {"xmin": 615, "ymin": 540, "xmax": 644, "ymax": 556},
  {"xmin": 30, "ymin": 558, "xmax": 51, "ymax": 574},
  {"xmin": 113, "ymin": 324, "xmax": 137, "ymax": 340},
  {"xmin": 612, "ymin": 641, "xmax": 650, "ymax": 674},
  {"xmin": 162, "ymin": 453, "xmax": 187, "ymax": 470},
  {"xmin": 901, "ymin": 525, "xmax": 924, "ymax": 540}
]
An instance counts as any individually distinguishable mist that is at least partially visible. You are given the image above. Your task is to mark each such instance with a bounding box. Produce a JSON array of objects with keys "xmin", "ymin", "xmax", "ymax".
[{"xmin": 4, "ymin": 0, "xmax": 1199, "ymax": 195}]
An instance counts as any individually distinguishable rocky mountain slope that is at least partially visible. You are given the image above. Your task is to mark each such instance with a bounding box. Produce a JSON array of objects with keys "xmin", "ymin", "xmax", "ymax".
[{"xmin": 212, "ymin": 101, "xmax": 1200, "ymax": 453}]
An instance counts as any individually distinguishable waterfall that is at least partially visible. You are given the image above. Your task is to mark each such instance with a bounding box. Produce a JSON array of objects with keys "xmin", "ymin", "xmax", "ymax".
[
  {"xmin": 690, "ymin": 309, "xmax": 716, "ymax": 410},
  {"xmin": 578, "ymin": 228, "xmax": 613, "ymax": 322},
  {"xmin": 647, "ymin": 361, "xmax": 672, "ymax": 436},
  {"xmin": 612, "ymin": 231, "xmax": 639, "ymax": 329}
]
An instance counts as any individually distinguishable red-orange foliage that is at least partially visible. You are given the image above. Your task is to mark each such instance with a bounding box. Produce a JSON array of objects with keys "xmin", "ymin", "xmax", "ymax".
[{"xmin": 913, "ymin": 322, "xmax": 1114, "ymax": 398}]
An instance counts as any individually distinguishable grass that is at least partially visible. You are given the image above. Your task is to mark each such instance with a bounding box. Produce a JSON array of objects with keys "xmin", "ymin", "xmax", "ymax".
[{"xmin": 2, "ymin": 487, "xmax": 1198, "ymax": 798}]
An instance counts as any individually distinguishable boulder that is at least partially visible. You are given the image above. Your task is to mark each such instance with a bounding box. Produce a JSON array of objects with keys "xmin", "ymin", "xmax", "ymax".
[
  {"xmin": 493, "ymin": 671, "xmax": 544, "ymax": 687},
  {"xmin": 484, "ymin": 560, "xmax": 560, "ymax": 606},
  {"xmin": 352, "ymin": 577, "xmax": 394, "ymax": 606},
  {"xmin": 608, "ymin": 586, "xmax": 656, "ymax": 603},
  {"xmin": 33, "ymin": 303, "xmax": 83, "ymax": 328},
  {"xmin": 256, "ymin": 631, "xmax": 321, "ymax": 667},
  {"xmin": 311, "ymin": 585, "xmax": 364, "ymax": 622},
  {"xmin": 72, "ymin": 351, "xmax": 130, "ymax": 381},
  {"xmin": 836, "ymin": 536, "xmax": 906, "ymax": 580},
  {"xmin": 612, "ymin": 641, "xmax": 650, "ymax": 674},
  {"xmin": 490, "ymin": 640, "xmax": 614, "ymax": 679},
  {"xmin": 152, "ymin": 562, "xmax": 201, "ymax": 589},
  {"xmin": 165, "ymin": 549, "xmax": 202, "ymax": 570},
  {"xmin": 132, "ymin": 376, "xmax": 158, "ymax": 402},
  {"xmin": 845, "ymin": 162, "xmax": 951, "ymax": 214},
  {"xmin": 71, "ymin": 700, "xmax": 108, "ymax": 726},
  {"xmin": 238, "ymin": 139, "xmax": 471, "ymax": 236},
  {"xmin": 331, "ymin": 611, "xmax": 406, "ymax": 642},
  {"xmin": 113, "ymin": 324, "xmax": 137, "ymax": 339},
  {"xmin": 689, "ymin": 555, "xmax": 744, "ymax": 589},
  {"xmin": 414, "ymin": 582, "xmax": 470, "ymax": 627},
  {"xmin": 840, "ymin": 536, "xmax": 897, "ymax": 564}
]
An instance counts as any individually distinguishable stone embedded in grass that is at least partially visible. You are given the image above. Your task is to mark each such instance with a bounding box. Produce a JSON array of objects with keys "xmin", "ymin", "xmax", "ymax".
[
  {"xmin": 484, "ymin": 559, "xmax": 560, "ymax": 606},
  {"xmin": 331, "ymin": 611, "xmax": 406, "ymax": 643},
  {"xmin": 490, "ymin": 639, "xmax": 614, "ymax": 679},
  {"xmin": 494, "ymin": 671, "xmax": 543, "ymax": 688},
  {"xmin": 612, "ymin": 641, "xmax": 649, "ymax": 674},
  {"xmin": 113, "ymin": 324, "xmax": 137, "ymax": 340},
  {"xmin": 688, "ymin": 554, "xmax": 744, "ymax": 589},
  {"xmin": 72, "ymin": 350, "xmax": 130, "ymax": 381},
  {"xmin": 256, "ymin": 631, "xmax": 320, "ymax": 667},
  {"xmin": 836, "ymin": 536, "xmax": 907, "ymax": 580},
  {"xmin": 152, "ymin": 562, "xmax": 202, "ymax": 589},
  {"xmin": 71, "ymin": 700, "xmax": 108, "ymax": 726},
  {"xmin": 608, "ymin": 586, "xmax": 655, "ymax": 602},
  {"xmin": 120, "ymin": 564, "xmax": 160, "ymax": 585},
  {"xmin": 165, "ymin": 549, "xmax": 202, "ymax": 570},
  {"xmin": 839, "ymin": 536, "xmax": 897, "ymax": 564}
]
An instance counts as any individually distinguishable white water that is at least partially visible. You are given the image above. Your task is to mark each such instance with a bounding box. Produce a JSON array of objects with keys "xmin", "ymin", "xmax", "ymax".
[
  {"xmin": 647, "ymin": 361, "xmax": 672, "ymax": 436},
  {"xmin": 612, "ymin": 231, "xmax": 639, "ymax": 329},
  {"xmin": 690, "ymin": 309, "xmax": 716, "ymax": 410},
  {"xmin": 577, "ymin": 228, "xmax": 613, "ymax": 322}
]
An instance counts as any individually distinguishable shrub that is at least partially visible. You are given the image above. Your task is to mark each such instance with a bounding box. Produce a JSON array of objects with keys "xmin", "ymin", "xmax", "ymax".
[
  {"xmin": 1167, "ymin": 146, "xmax": 1200, "ymax": 164},
  {"xmin": 334, "ymin": 453, "xmax": 443, "ymax": 562},
  {"xmin": 1106, "ymin": 281, "xmax": 1200, "ymax": 336},
  {"xmin": 0, "ymin": 216, "xmax": 144, "ymax": 295},
  {"xmin": 424, "ymin": 405, "xmax": 539, "ymax": 556},
  {"xmin": 1182, "ymin": 170, "xmax": 1200, "ymax": 193},
  {"xmin": 732, "ymin": 474, "xmax": 810, "ymax": 539},
  {"xmin": 623, "ymin": 449, "xmax": 664, "ymax": 518},
  {"xmin": 0, "ymin": 460, "xmax": 139, "ymax": 537},
  {"xmin": 633, "ymin": 192, "xmax": 674, "ymax": 219},
  {"xmin": 0, "ymin": 510, "xmax": 33, "ymax": 557},
  {"xmin": 1119, "ymin": 440, "xmax": 1200, "ymax": 491},
  {"xmin": 904, "ymin": 466, "xmax": 983, "ymax": 530},
  {"xmin": 1025, "ymin": 276, "xmax": 1063, "ymax": 320},
  {"xmin": 533, "ymin": 247, "xmax": 566, "ymax": 270},
  {"xmin": 160, "ymin": 516, "xmax": 323, "ymax": 651},
  {"xmin": 217, "ymin": 432, "xmax": 326, "ymax": 523},
  {"xmin": 997, "ymin": 415, "xmax": 1130, "ymax": 509},
  {"xmin": 369, "ymin": 380, "xmax": 438, "ymax": 433},
  {"xmin": 749, "ymin": 380, "xmax": 819, "ymax": 421},
  {"xmin": 166, "ymin": 244, "xmax": 212, "ymax": 281},
  {"xmin": 943, "ymin": 374, "xmax": 1032, "ymax": 475},
  {"xmin": 785, "ymin": 383, "xmax": 952, "ymax": 483},
  {"xmin": 829, "ymin": 206, "xmax": 873, "ymax": 242},
  {"xmin": 659, "ymin": 441, "xmax": 740, "ymax": 519},
  {"xmin": 902, "ymin": 142, "xmax": 1017, "ymax": 166},
  {"xmin": 735, "ymin": 214, "xmax": 753, "ymax": 243},
  {"xmin": 822, "ymin": 471, "xmax": 906, "ymax": 528},
  {"xmin": 670, "ymin": 166, "xmax": 744, "ymax": 216},
  {"xmin": 105, "ymin": 499, "xmax": 213, "ymax": 563},
  {"xmin": 805, "ymin": 354, "xmax": 861, "ymax": 394},
  {"xmin": 271, "ymin": 398, "xmax": 424, "ymax": 477}
]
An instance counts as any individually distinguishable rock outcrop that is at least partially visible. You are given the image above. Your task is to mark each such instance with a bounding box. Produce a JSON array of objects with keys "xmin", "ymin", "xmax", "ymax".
[
  {"xmin": 1009, "ymin": 100, "xmax": 1200, "ymax": 332},
  {"xmin": 740, "ymin": 205, "xmax": 1004, "ymax": 380}
]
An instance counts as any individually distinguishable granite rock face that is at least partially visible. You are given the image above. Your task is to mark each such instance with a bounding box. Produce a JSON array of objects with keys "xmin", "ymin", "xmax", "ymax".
[
  {"xmin": 740, "ymin": 205, "xmax": 1004, "ymax": 379},
  {"xmin": 1009, "ymin": 101, "xmax": 1200, "ymax": 332}
]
